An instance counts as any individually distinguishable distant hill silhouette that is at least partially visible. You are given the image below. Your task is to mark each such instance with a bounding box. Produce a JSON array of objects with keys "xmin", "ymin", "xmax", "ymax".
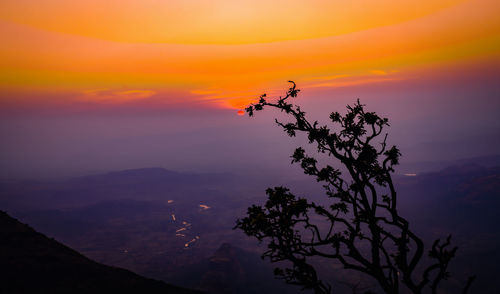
[
  {"xmin": 0, "ymin": 211, "xmax": 201, "ymax": 294},
  {"xmin": 0, "ymin": 167, "xmax": 237, "ymax": 212}
]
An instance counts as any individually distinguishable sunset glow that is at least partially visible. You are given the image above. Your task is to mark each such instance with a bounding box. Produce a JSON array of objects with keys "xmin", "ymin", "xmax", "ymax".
[
  {"xmin": 1, "ymin": 0, "xmax": 499, "ymax": 110},
  {"xmin": 2, "ymin": 3, "xmax": 500, "ymax": 290}
]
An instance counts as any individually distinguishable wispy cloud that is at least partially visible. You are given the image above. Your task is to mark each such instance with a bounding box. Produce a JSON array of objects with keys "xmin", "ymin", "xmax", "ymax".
[
  {"xmin": 304, "ymin": 77, "xmax": 405, "ymax": 89},
  {"xmin": 79, "ymin": 89, "xmax": 156, "ymax": 103},
  {"xmin": 369, "ymin": 70, "xmax": 388, "ymax": 76},
  {"xmin": 306, "ymin": 74, "xmax": 351, "ymax": 81}
]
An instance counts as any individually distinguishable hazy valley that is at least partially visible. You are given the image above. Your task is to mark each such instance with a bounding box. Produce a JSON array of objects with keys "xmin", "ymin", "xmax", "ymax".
[{"xmin": 2, "ymin": 156, "xmax": 500, "ymax": 293}]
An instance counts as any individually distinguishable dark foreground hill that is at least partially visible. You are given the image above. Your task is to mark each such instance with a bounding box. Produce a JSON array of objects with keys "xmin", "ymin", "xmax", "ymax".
[{"xmin": 0, "ymin": 211, "xmax": 201, "ymax": 294}]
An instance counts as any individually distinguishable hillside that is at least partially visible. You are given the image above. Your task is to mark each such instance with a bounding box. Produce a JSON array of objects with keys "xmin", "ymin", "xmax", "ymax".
[
  {"xmin": 0, "ymin": 210, "xmax": 201, "ymax": 294},
  {"xmin": 1, "ymin": 162, "xmax": 499, "ymax": 293}
]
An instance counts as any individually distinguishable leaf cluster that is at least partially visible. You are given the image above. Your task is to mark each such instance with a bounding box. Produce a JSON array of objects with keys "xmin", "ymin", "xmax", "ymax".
[{"xmin": 236, "ymin": 82, "xmax": 475, "ymax": 294}]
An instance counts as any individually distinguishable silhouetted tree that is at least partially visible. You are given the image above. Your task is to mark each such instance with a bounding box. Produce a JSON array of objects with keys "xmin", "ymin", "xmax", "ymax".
[{"xmin": 235, "ymin": 82, "xmax": 475, "ymax": 294}]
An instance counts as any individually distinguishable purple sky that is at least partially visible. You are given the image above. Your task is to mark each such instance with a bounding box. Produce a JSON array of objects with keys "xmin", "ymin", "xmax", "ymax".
[{"xmin": 1, "ymin": 67, "xmax": 499, "ymax": 180}]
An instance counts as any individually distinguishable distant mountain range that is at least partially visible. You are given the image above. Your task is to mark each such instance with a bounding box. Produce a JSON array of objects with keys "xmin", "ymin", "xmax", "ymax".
[
  {"xmin": 1, "ymin": 158, "xmax": 499, "ymax": 293},
  {"xmin": 0, "ymin": 210, "xmax": 200, "ymax": 294},
  {"xmin": 0, "ymin": 167, "xmax": 240, "ymax": 212}
]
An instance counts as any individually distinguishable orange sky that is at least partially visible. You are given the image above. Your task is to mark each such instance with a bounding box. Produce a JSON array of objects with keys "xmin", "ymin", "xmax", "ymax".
[{"xmin": 0, "ymin": 0, "xmax": 499, "ymax": 110}]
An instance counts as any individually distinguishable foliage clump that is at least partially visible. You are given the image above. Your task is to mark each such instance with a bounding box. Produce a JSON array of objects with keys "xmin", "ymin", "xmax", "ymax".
[{"xmin": 236, "ymin": 82, "xmax": 475, "ymax": 294}]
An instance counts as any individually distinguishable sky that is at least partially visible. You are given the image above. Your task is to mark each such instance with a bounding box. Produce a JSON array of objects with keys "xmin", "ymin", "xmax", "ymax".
[{"xmin": 1, "ymin": 0, "xmax": 499, "ymax": 178}]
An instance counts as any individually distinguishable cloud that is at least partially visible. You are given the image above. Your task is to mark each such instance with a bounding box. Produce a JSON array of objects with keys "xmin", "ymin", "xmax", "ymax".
[
  {"xmin": 79, "ymin": 89, "xmax": 156, "ymax": 103},
  {"xmin": 306, "ymin": 74, "xmax": 351, "ymax": 81},
  {"xmin": 190, "ymin": 89, "xmax": 219, "ymax": 95},
  {"xmin": 370, "ymin": 70, "xmax": 388, "ymax": 76},
  {"xmin": 305, "ymin": 77, "xmax": 404, "ymax": 89}
]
